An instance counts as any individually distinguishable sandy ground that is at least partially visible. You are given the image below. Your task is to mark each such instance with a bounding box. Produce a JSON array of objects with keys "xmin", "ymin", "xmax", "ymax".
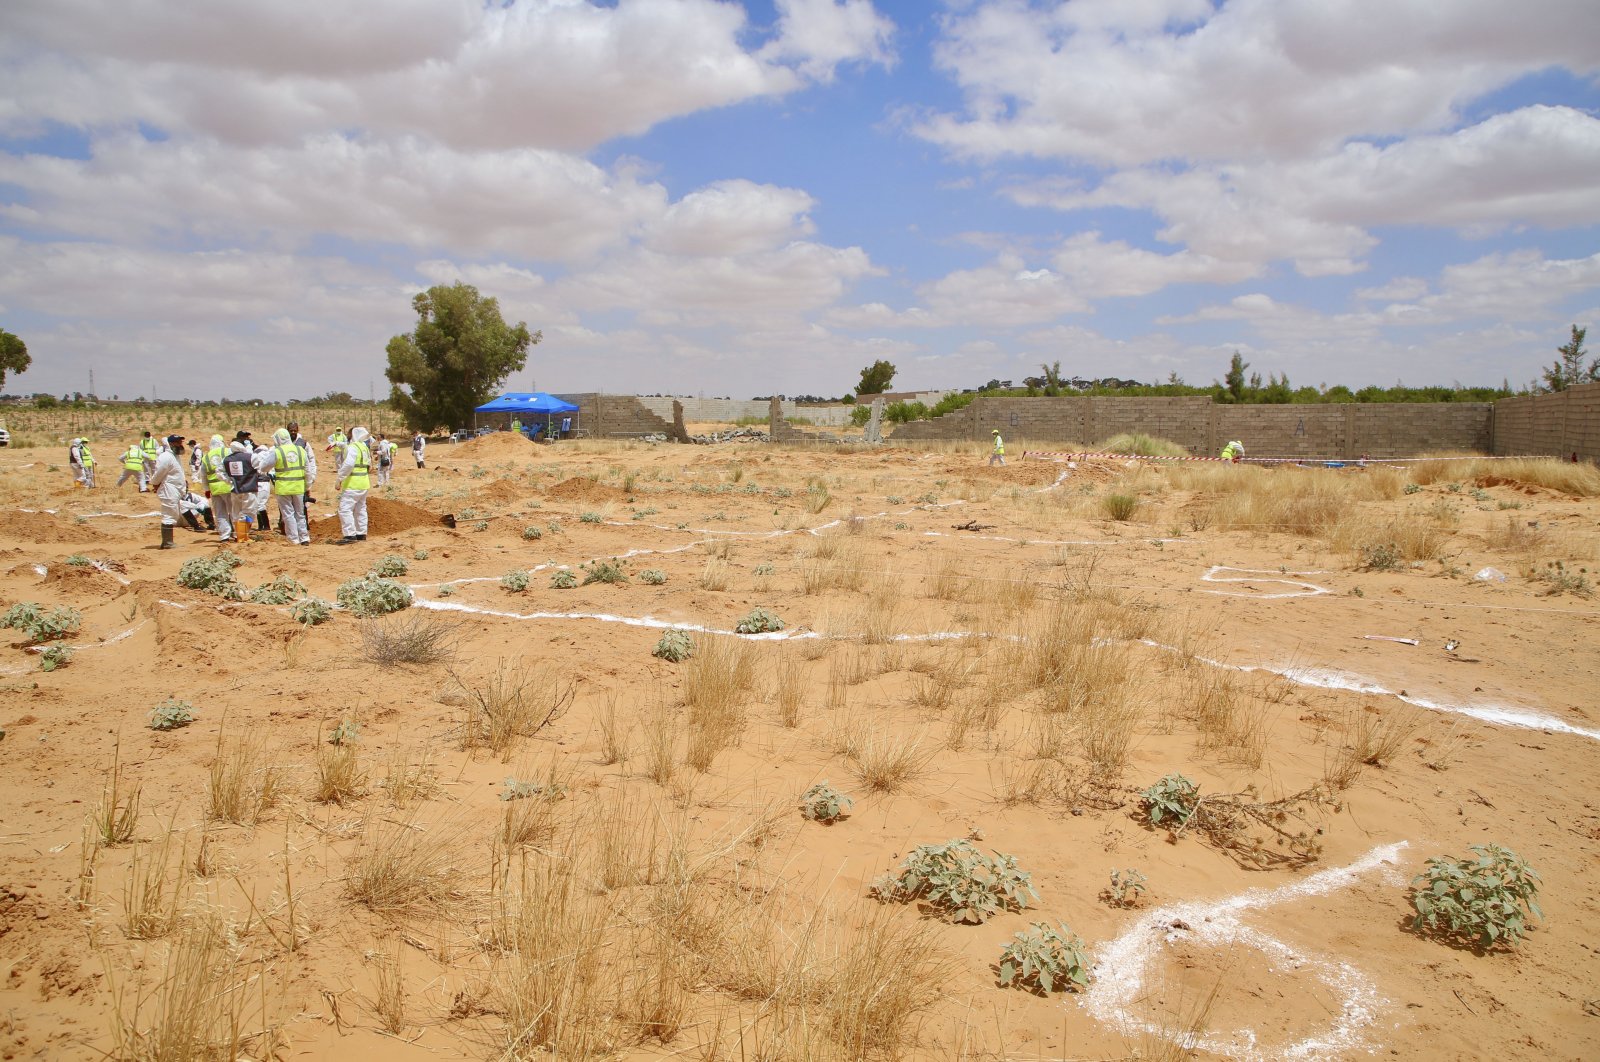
[{"xmin": 1, "ymin": 433, "xmax": 1598, "ymax": 1061}]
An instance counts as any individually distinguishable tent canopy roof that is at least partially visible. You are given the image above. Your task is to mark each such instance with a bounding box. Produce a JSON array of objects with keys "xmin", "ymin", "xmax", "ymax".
[{"xmin": 475, "ymin": 392, "xmax": 579, "ymax": 414}]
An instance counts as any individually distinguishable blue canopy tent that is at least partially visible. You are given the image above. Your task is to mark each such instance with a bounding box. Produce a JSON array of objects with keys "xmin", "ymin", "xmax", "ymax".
[{"xmin": 474, "ymin": 392, "xmax": 581, "ymax": 439}]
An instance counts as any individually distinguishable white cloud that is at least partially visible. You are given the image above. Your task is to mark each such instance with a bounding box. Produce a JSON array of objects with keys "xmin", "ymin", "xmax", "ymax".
[
  {"xmin": 1355, "ymin": 277, "xmax": 1429, "ymax": 302},
  {"xmin": 759, "ymin": 0, "xmax": 896, "ymax": 82},
  {"xmin": 917, "ymin": 0, "xmax": 1600, "ymax": 166},
  {"xmin": 1050, "ymin": 232, "xmax": 1260, "ymax": 296},
  {"xmin": 645, "ymin": 180, "xmax": 817, "ymax": 257}
]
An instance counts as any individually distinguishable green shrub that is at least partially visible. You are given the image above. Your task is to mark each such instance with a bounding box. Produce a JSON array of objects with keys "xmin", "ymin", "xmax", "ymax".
[
  {"xmin": 336, "ymin": 576, "xmax": 412, "ymax": 617},
  {"xmin": 499, "ymin": 777, "xmax": 566, "ymax": 802},
  {"xmin": 291, "ymin": 597, "xmax": 332, "ymax": 626},
  {"xmin": 653, "ymin": 630, "xmax": 694, "ymax": 662},
  {"xmin": 753, "ymin": 563, "xmax": 776, "ymax": 577},
  {"xmin": 1411, "ymin": 844, "xmax": 1541, "ymax": 951},
  {"xmin": 799, "ymin": 782, "xmax": 853, "ymax": 824},
  {"xmin": 2, "ymin": 602, "xmax": 82, "ymax": 644},
  {"xmin": 473, "ymin": 520, "xmax": 489, "ymax": 532},
  {"xmin": 249, "ymin": 574, "xmax": 307, "ymax": 605},
  {"xmin": 413, "ymin": 549, "xmax": 429, "ymax": 561},
  {"xmin": 734, "ymin": 607, "xmax": 785, "ymax": 634},
  {"xmin": 1102, "ymin": 493, "xmax": 1139, "ymax": 521},
  {"xmin": 501, "ymin": 569, "xmax": 530, "ymax": 593},
  {"xmin": 1139, "ymin": 774, "xmax": 1199, "ymax": 827},
  {"xmin": 581, "ymin": 559, "xmax": 627, "ymax": 585},
  {"xmin": 1403, "ymin": 483, "xmax": 1423, "ymax": 495},
  {"xmin": 521, "ymin": 525, "xmax": 543, "ymax": 541},
  {"xmin": 1359, "ymin": 542, "xmax": 1404, "ymax": 571},
  {"xmin": 327, "ymin": 719, "xmax": 362, "ymax": 746},
  {"xmin": 371, "ymin": 554, "xmax": 409, "ymax": 578},
  {"xmin": 38, "ymin": 645, "xmax": 73, "ymax": 672},
  {"xmin": 65, "ymin": 554, "xmax": 93, "ymax": 567},
  {"xmin": 1105, "ymin": 868, "xmax": 1148, "ymax": 908},
  {"xmin": 871, "ymin": 839, "xmax": 1037, "ymax": 924},
  {"xmin": 550, "ymin": 569, "xmax": 578, "ymax": 589},
  {"xmin": 176, "ymin": 552, "xmax": 246, "ymax": 599},
  {"xmin": 579, "ymin": 511, "xmax": 602, "ymax": 524},
  {"xmin": 148, "ymin": 699, "xmax": 196, "ymax": 731},
  {"xmin": 997, "ymin": 922, "xmax": 1091, "ymax": 994},
  {"xmin": 436, "ymin": 585, "xmax": 456, "ymax": 598},
  {"xmin": 639, "ymin": 569, "xmax": 667, "ymax": 585}
]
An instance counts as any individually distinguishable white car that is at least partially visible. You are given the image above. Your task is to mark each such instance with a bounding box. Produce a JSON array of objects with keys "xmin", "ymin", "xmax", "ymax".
[{"xmin": 0, "ymin": 426, "xmax": 9, "ymax": 446}]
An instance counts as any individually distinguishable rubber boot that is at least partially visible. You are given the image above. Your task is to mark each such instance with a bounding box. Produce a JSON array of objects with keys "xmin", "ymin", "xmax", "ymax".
[
  {"xmin": 257, "ymin": 511, "xmax": 270, "ymax": 532},
  {"xmin": 183, "ymin": 511, "xmax": 203, "ymax": 532},
  {"xmin": 202, "ymin": 510, "xmax": 215, "ymax": 530},
  {"xmin": 159, "ymin": 525, "xmax": 175, "ymax": 550}
]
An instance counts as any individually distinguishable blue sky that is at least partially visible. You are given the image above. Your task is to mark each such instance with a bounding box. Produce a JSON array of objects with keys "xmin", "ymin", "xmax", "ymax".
[{"xmin": 1, "ymin": 0, "xmax": 1597, "ymax": 402}]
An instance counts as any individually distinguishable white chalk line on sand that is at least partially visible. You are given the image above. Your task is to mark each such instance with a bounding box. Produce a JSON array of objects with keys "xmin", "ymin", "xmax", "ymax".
[
  {"xmin": 1083, "ymin": 842, "xmax": 1410, "ymax": 1061},
  {"xmin": 1199, "ymin": 565, "xmax": 1332, "ymax": 599}
]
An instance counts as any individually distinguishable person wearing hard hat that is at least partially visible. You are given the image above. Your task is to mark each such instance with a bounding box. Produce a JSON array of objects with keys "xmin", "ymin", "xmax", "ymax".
[
  {"xmin": 199, "ymin": 434, "xmax": 237, "ymax": 542},
  {"xmin": 333, "ymin": 426, "xmax": 372, "ymax": 545},
  {"xmin": 117, "ymin": 440, "xmax": 146, "ymax": 490},
  {"xmin": 149, "ymin": 435, "xmax": 186, "ymax": 549},
  {"xmin": 139, "ymin": 430, "xmax": 160, "ymax": 484},
  {"xmin": 1220, "ymin": 440, "xmax": 1245, "ymax": 463},
  {"xmin": 988, "ymin": 428, "xmax": 1005, "ymax": 466}
]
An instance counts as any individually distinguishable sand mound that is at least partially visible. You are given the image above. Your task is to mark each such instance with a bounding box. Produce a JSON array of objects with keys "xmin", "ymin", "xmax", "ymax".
[
  {"xmin": 0, "ymin": 511, "xmax": 103, "ymax": 543},
  {"xmin": 451, "ymin": 433, "xmax": 538, "ymax": 459},
  {"xmin": 952, "ymin": 462, "xmax": 1063, "ymax": 486},
  {"xmin": 309, "ymin": 498, "xmax": 449, "ymax": 539},
  {"xmin": 479, "ymin": 478, "xmax": 528, "ymax": 503},
  {"xmin": 544, "ymin": 477, "xmax": 629, "ymax": 505},
  {"xmin": 42, "ymin": 564, "xmax": 123, "ymax": 596}
]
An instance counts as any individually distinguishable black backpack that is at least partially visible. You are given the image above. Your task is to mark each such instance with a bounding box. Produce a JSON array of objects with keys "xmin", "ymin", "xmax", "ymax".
[{"xmin": 222, "ymin": 449, "xmax": 258, "ymax": 493}]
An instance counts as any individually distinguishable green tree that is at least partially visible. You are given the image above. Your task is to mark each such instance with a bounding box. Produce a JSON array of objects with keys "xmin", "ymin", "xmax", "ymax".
[
  {"xmin": 0, "ymin": 329, "xmax": 30, "ymax": 390},
  {"xmin": 1039, "ymin": 360, "xmax": 1065, "ymax": 396},
  {"xmin": 385, "ymin": 283, "xmax": 539, "ymax": 433},
  {"xmin": 1540, "ymin": 325, "xmax": 1595, "ymax": 392},
  {"xmin": 1220, "ymin": 351, "xmax": 1249, "ymax": 403},
  {"xmin": 855, "ymin": 360, "xmax": 897, "ymax": 396}
]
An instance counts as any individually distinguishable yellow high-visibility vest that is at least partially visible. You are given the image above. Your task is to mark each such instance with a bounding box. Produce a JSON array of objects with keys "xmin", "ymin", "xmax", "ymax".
[
  {"xmin": 992, "ymin": 433, "xmax": 1005, "ymax": 455},
  {"xmin": 272, "ymin": 444, "xmax": 305, "ymax": 496},
  {"xmin": 140, "ymin": 437, "xmax": 158, "ymax": 460},
  {"xmin": 123, "ymin": 446, "xmax": 143, "ymax": 470},
  {"xmin": 344, "ymin": 440, "xmax": 370, "ymax": 491},
  {"xmin": 79, "ymin": 443, "xmax": 94, "ymax": 467},
  {"xmin": 202, "ymin": 446, "xmax": 233, "ymax": 494}
]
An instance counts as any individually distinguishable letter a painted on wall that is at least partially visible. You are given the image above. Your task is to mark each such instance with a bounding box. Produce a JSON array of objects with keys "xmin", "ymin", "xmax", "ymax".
[{"xmin": 1295, "ymin": 418, "xmax": 1306, "ymax": 436}]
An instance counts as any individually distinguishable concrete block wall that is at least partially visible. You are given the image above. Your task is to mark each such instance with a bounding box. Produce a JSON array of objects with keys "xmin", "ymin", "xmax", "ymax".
[
  {"xmin": 1493, "ymin": 382, "xmax": 1600, "ymax": 463},
  {"xmin": 631, "ymin": 396, "xmax": 854, "ymax": 427},
  {"xmin": 555, "ymin": 393, "xmax": 674, "ymax": 437}
]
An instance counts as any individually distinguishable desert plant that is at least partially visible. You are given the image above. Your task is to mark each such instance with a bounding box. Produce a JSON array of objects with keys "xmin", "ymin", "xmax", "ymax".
[
  {"xmin": 579, "ymin": 511, "xmax": 602, "ymax": 523},
  {"xmin": 3, "ymin": 602, "xmax": 83, "ymax": 644},
  {"xmin": 735, "ymin": 607, "xmax": 785, "ymax": 634},
  {"xmin": 346, "ymin": 816, "xmax": 469, "ymax": 916},
  {"xmin": 314, "ymin": 740, "xmax": 367, "ymax": 805},
  {"xmin": 1358, "ymin": 541, "xmax": 1405, "ymax": 571},
  {"xmin": 291, "ymin": 596, "xmax": 331, "ymax": 626},
  {"xmin": 206, "ymin": 729, "xmax": 282, "ymax": 826},
  {"xmin": 639, "ymin": 568, "xmax": 667, "ymax": 585},
  {"xmin": 92, "ymin": 739, "xmax": 141, "ymax": 847},
  {"xmin": 550, "ymin": 569, "xmax": 578, "ymax": 589},
  {"xmin": 871, "ymin": 840, "xmax": 1037, "ymax": 924},
  {"xmin": 1104, "ymin": 868, "xmax": 1148, "ymax": 908},
  {"xmin": 248, "ymin": 574, "xmax": 306, "ymax": 605},
  {"xmin": 176, "ymin": 552, "xmax": 247, "ymax": 600},
  {"xmin": 500, "ymin": 569, "xmax": 530, "ymax": 592},
  {"xmin": 327, "ymin": 719, "xmax": 362, "ymax": 746},
  {"xmin": 413, "ymin": 549, "xmax": 429, "ymax": 561},
  {"xmin": 337, "ymin": 575, "xmax": 412, "ymax": 617},
  {"xmin": 521, "ymin": 525, "xmax": 543, "ymax": 541},
  {"xmin": 850, "ymin": 731, "xmax": 935, "ymax": 793},
  {"xmin": 1140, "ymin": 773, "xmax": 1199, "ymax": 827},
  {"xmin": 1102, "ymin": 493, "xmax": 1139, "ymax": 521},
  {"xmin": 370, "ymin": 554, "xmax": 409, "ymax": 578},
  {"xmin": 38, "ymin": 644, "xmax": 72, "ymax": 671},
  {"xmin": 148, "ymin": 699, "xmax": 196, "ymax": 731},
  {"xmin": 499, "ymin": 776, "xmax": 566, "ymax": 802},
  {"xmin": 1534, "ymin": 560, "xmax": 1593, "ymax": 598},
  {"xmin": 1403, "ymin": 482, "xmax": 1423, "ymax": 494},
  {"xmin": 996, "ymin": 922, "xmax": 1091, "ymax": 995},
  {"xmin": 1411, "ymin": 844, "xmax": 1542, "ymax": 951},
  {"xmin": 653, "ymin": 629, "xmax": 694, "ymax": 662},
  {"xmin": 455, "ymin": 660, "xmax": 575, "ymax": 760},
  {"xmin": 799, "ymin": 782, "xmax": 853, "ymax": 824},
  {"xmin": 581, "ymin": 559, "xmax": 628, "ymax": 584},
  {"xmin": 363, "ymin": 611, "xmax": 458, "ymax": 666}
]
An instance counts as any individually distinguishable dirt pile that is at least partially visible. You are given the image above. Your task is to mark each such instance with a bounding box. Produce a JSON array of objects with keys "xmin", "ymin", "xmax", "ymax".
[
  {"xmin": 479, "ymin": 478, "xmax": 530, "ymax": 503},
  {"xmin": 0, "ymin": 511, "xmax": 103, "ymax": 543},
  {"xmin": 544, "ymin": 477, "xmax": 629, "ymax": 504},
  {"xmin": 450, "ymin": 432, "xmax": 539, "ymax": 459},
  {"xmin": 308, "ymin": 497, "xmax": 448, "ymax": 539}
]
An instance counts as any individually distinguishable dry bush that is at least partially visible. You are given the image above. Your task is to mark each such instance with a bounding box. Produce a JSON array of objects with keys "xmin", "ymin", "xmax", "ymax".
[
  {"xmin": 643, "ymin": 702, "xmax": 678, "ymax": 786},
  {"xmin": 927, "ymin": 555, "xmax": 974, "ymax": 602},
  {"xmin": 699, "ymin": 556, "xmax": 730, "ymax": 591},
  {"xmin": 1077, "ymin": 692, "xmax": 1143, "ymax": 773},
  {"xmin": 206, "ymin": 729, "xmax": 282, "ymax": 826},
  {"xmin": 362, "ymin": 612, "xmax": 459, "ymax": 667},
  {"xmin": 990, "ymin": 756, "xmax": 1070, "ymax": 807},
  {"xmin": 93, "ymin": 738, "xmax": 141, "ymax": 847},
  {"xmin": 850, "ymin": 730, "xmax": 935, "ymax": 793},
  {"xmin": 820, "ymin": 907, "xmax": 953, "ymax": 1057},
  {"xmin": 370, "ymin": 944, "xmax": 407, "ymax": 1036},
  {"xmin": 499, "ymin": 758, "xmax": 569, "ymax": 850},
  {"xmin": 454, "ymin": 659, "xmax": 575, "ymax": 761},
  {"xmin": 683, "ymin": 638, "xmax": 755, "ymax": 771},
  {"xmin": 597, "ymin": 693, "xmax": 630, "ymax": 765},
  {"xmin": 772, "ymin": 655, "xmax": 804, "ymax": 727},
  {"xmin": 380, "ymin": 746, "xmax": 438, "ymax": 809},
  {"xmin": 1333, "ymin": 707, "xmax": 1419, "ymax": 780},
  {"xmin": 1485, "ymin": 514, "xmax": 1548, "ymax": 554},
  {"xmin": 860, "ymin": 579, "xmax": 902, "ymax": 645},
  {"xmin": 123, "ymin": 830, "xmax": 182, "ymax": 940},
  {"xmin": 345, "ymin": 816, "xmax": 472, "ymax": 917},
  {"xmin": 109, "ymin": 907, "xmax": 270, "ymax": 1062},
  {"xmin": 313, "ymin": 740, "xmax": 367, "ymax": 805},
  {"xmin": 800, "ymin": 539, "xmax": 864, "ymax": 594},
  {"xmin": 703, "ymin": 539, "xmax": 733, "ymax": 561}
]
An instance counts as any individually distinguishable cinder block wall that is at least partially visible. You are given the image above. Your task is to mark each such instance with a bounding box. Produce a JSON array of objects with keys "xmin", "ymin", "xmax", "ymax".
[
  {"xmin": 1492, "ymin": 382, "xmax": 1600, "ymax": 463},
  {"xmin": 555, "ymin": 394, "xmax": 674, "ymax": 437}
]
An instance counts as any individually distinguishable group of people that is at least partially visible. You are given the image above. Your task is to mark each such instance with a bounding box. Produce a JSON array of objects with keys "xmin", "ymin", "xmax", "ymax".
[{"xmin": 71, "ymin": 421, "xmax": 429, "ymax": 550}]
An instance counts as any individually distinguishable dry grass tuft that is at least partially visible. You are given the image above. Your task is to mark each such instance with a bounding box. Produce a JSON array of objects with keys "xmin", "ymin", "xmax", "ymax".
[
  {"xmin": 206, "ymin": 728, "xmax": 282, "ymax": 826},
  {"xmin": 597, "ymin": 692, "xmax": 630, "ymax": 765},
  {"xmin": 643, "ymin": 700, "xmax": 679, "ymax": 786},
  {"xmin": 772, "ymin": 654, "xmax": 804, "ymax": 727},
  {"xmin": 313, "ymin": 737, "xmax": 368, "ymax": 805},
  {"xmin": 699, "ymin": 556, "xmax": 731, "ymax": 591},
  {"xmin": 380, "ymin": 745, "xmax": 438, "ymax": 808},
  {"xmin": 362, "ymin": 611, "xmax": 459, "ymax": 667},
  {"xmin": 93, "ymin": 736, "xmax": 141, "ymax": 847},
  {"xmin": 454, "ymin": 659, "xmax": 575, "ymax": 761},
  {"xmin": 122, "ymin": 829, "xmax": 182, "ymax": 940},
  {"xmin": 1326, "ymin": 707, "xmax": 1420, "ymax": 789},
  {"xmin": 849, "ymin": 731, "xmax": 936, "ymax": 793},
  {"xmin": 683, "ymin": 638, "xmax": 755, "ymax": 772},
  {"xmin": 345, "ymin": 816, "xmax": 471, "ymax": 917},
  {"xmin": 370, "ymin": 943, "xmax": 407, "ymax": 1036}
]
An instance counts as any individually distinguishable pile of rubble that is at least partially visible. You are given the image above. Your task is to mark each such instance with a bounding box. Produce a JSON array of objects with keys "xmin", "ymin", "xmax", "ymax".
[{"xmin": 687, "ymin": 426, "xmax": 771, "ymax": 444}]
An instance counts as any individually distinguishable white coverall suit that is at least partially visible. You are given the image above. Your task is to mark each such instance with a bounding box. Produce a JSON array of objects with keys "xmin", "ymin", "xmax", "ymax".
[
  {"xmin": 337, "ymin": 426, "xmax": 372, "ymax": 540},
  {"xmin": 149, "ymin": 446, "xmax": 185, "ymax": 528}
]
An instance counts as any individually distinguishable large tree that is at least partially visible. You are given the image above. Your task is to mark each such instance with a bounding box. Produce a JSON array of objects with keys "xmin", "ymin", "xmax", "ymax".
[
  {"xmin": 385, "ymin": 283, "xmax": 539, "ymax": 432},
  {"xmin": 0, "ymin": 329, "xmax": 31, "ymax": 391},
  {"xmin": 855, "ymin": 359, "xmax": 897, "ymax": 396},
  {"xmin": 1539, "ymin": 325, "xmax": 1596, "ymax": 393}
]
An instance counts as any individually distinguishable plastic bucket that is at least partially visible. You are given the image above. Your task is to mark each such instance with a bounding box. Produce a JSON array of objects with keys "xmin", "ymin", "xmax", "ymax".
[{"xmin": 233, "ymin": 519, "xmax": 251, "ymax": 542}]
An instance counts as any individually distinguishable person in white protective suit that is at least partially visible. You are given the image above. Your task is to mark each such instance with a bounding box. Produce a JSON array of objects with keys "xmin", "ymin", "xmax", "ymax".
[
  {"xmin": 199, "ymin": 434, "xmax": 237, "ymax": 542},
  {"xmin": 255, "ymin": 428, "xmax": 312, "ymax": 545},
  {"xmin": 149, "ymin": 435, "xmax": 187, "ymax": 550},
  {"xmin": 333, "ymin": 426, "xmax": 372, "ymax": 545}
]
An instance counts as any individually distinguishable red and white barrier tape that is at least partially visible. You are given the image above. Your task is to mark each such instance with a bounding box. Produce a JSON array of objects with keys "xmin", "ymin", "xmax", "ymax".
[{"xmin": 1022, "ymin": 450, "xmax": 1557, "ymax": 465}]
